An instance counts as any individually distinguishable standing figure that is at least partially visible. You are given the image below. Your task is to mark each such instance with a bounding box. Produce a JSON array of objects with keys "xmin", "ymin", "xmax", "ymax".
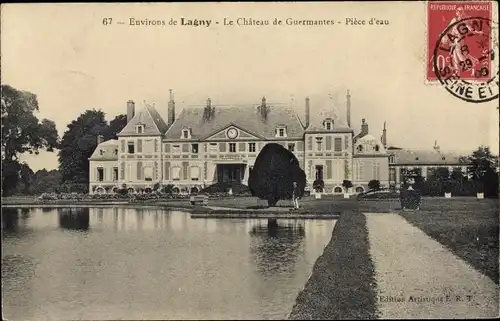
[{"xmin": 292, "ymin": 181, "xmax": 300, "ymax": 209}]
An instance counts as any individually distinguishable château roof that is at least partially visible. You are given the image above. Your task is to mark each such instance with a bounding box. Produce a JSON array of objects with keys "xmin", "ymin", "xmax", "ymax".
[
  {"xmin": 389, "ymin": 149, "xmax": 466, "ymax": 165},
  {"xmin": 118, "ymin": 103, "xmax": 169, "ymax": 136},
  {"xmin": 89, "ymin": 139, "xmax": 119, "ymax": 161},
  {"xmin": 304, "ymin": 102, "xmax": 351, "ymax": 133},
  {"xmin": 164, "ymin": 104, "xmax": 305, "ymax": 140}
]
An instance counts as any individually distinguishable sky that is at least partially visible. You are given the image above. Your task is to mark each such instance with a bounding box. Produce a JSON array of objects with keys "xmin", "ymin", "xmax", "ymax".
[{"xmin": 2, "ymin": 2, "xmax": 498, "ymax": 171}]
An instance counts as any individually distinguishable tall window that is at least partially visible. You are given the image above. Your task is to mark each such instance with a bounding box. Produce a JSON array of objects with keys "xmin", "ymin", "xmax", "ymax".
[
  {"xmin": 229, "ymin": 143, "xmax": 236, "ymax": 153},
  {"xmin": 99, "ymin": 149, "xmax": 104, "ymax": 156},
  {"xmin": 334, "ymin": 138, "xmax": 342, "ymax": 152},
  {"xmin": 191, "ymin": 143, "xmax": 199, "ymax": 154},
  {"xmin": 248, "ymin": 142, "xmax": 256, "ymax": 153},
  {"xmin": 172, "ymin": 167, "xmax": 181, "ymax": 181},
  {"xmin": 113, "ymin": 167, "xmax": 118, "ymax": 181},
  {"xmin": 316, "ymin": 138, "xmax": 323, "ymax": 151},
  {"xmin": 315, "ymin": 165, "xmax": 324, "ymax": 181},
  {"xmin": 172, "ymin": 144, "xmax": 180, "ymax": 153},
  {"xmin": 209, "ymin": 143, "xmax": 217, "ymax": 153},
  {"xmin": 144, "ymin": 167, "xmax": 153, "ymax": 181},
  {"xmin": 288, "ymin": 143, "xmax": 295, "ymax": 152},
  {"xmin": 325, "ymin": 122, "xmax": 332, "ymax": 130},
  {"xmin": 190, "ymin": 166, "xmax": 200, "ymax": 181},
  {"xmin": 97, "ymin": 168, "xmax": 104, "ymax": 181},
  {"xmin": 127, "ymin": 142, "xmax": 135, "ymax": 154},
  {"xmin": 373, "ymin": 162, "xmax": 380, "ymax": 180},
  {"xmin": 136, "ymin": 125, "xmax": 144, "ymax": 134}
]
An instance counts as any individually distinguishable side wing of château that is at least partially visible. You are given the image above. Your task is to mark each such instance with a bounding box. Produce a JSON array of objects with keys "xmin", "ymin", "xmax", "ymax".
[{"xmin": 88, "ymin": 90, "xmax": 468, "ymax": 194}]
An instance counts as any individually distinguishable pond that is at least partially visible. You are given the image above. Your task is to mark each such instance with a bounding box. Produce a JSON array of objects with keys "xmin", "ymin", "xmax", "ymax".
[{"xmin": 1, "ymin": 207, "xmax": 336, "ymax": 320}]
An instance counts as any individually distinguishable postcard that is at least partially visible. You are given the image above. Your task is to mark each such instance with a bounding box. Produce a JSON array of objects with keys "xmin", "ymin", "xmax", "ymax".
[{"xmin": 1, "ymin": 1, "xmax": 498, "ymax": 320}]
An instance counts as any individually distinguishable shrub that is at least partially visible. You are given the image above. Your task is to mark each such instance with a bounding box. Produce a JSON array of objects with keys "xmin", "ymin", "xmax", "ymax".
[
  {"xmin": 248, "ymin": 143, "xmax": 306, "ymax": 207},
  {"xmin": 313, "ymin": 179, "xmax": 325, "ymax": 193},
  {"xmin": 342, "ymin": 180, "xmax": 353, "ymax": 192},
  {"xmin": 400, "ymin": 188, "xmax": 421, "ymax": 210},
  {"xmin": 368, "ymin": 180, "xmax": 381, "ymax": 191}
]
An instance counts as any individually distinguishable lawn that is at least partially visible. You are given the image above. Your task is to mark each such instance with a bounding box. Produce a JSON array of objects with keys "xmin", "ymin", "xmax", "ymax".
[
  {"xmin": 288, "ymin": 210, "xmax": 378, "ymax": 319},
  {"xmin": 399, "ymin": 198, "xmax": 499, "ymax": 284}
]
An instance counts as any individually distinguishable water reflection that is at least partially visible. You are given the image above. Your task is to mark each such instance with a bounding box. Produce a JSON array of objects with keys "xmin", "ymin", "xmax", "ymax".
[
  {"xmin": 58, "ymin": 208, "xmax": 90, "ymax": 231},
  {"xmin": 249, "ymin": 219, "xmax": 305, "ymax": 277},
  {"xmin": 2, "ymin": 207, "xmax": 336, "ymax": 320}
]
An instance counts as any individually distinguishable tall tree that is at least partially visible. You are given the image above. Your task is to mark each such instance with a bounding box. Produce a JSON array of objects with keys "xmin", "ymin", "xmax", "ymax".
[
  {"xmin": 465, "ymin": 146, "xmax": 499, "ymax": 197},
  {"xmin": 1, "ymin": 85, "xmax": 58, "ymax": 196},
  {"xmin": 58, "ymin": 111, "xmax": 127, "ymax": 190}
]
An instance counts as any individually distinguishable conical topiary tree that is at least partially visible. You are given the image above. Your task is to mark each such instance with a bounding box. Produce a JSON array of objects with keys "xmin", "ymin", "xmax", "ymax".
[{"xmin": 248, "ymin": 143, "xmax": 306, "ymax": 207}]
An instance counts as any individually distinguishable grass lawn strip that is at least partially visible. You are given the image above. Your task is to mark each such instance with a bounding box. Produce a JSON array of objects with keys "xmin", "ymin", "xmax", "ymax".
[
  {"xmin": 399, "ymin": 207, "xmax": 499, "ymax": 285},
  {"xmin": 366, "ymin": 213, "xmax": 498, "ymax": 319},
  {"xmin": 288, "ymin": 211, "xmax": 378, "ymax": 320}
]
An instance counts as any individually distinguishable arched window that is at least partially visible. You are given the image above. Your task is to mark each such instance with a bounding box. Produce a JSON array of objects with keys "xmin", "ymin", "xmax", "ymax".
[
  {"xmin": 334, "ymin": 186, "xmax": 343, "ymax": 193},
  {"xmin": 357, "ymin": 145, "xmax": 363, "ymax": 152},
  {"xmin": 355, "ymin": 186, "xmax": 364, "ymax": 193}
]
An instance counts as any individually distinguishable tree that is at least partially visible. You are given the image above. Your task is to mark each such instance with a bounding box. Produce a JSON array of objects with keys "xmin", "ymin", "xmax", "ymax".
[
  {"xmin": 368, "ymin": 179, "xmax": 381, "ymax": 191},
  {"xmin": 465, "ymin": 146, "xmax": 499, "ymax": 198},
  {"xmin": 30, "ymin": 169, "xmax": 62, "ymax": 195},
  {"xmin": 248, "ymin": 143, "xmax": 306, "ymax": 207},
  {"xmin": 1, "ymin": 85, "xmax": 59, "ymax": 196},
  {"xmin": 58, "ymin": 111, "xmax": 127, "ymax": 190}
]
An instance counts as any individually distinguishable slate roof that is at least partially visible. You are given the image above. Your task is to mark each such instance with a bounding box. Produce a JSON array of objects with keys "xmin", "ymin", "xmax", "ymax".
[
  {"xmin": 304, "ymin": 103, "xmax": 351, "ymax": 133},
  {"xmin": 118, "ymin": 103, "xmax": 168, "ymax": 136},
  {"xmin": 89, "ymin": 139, "xmax": 119, "ymax": 161},
  {"xmin": 389, "ymin": 149, "xmax": 467, "ymax": 165},
  {"xmin": 164, "ymin": 104, "xmax": 305, "ymax": 140}
]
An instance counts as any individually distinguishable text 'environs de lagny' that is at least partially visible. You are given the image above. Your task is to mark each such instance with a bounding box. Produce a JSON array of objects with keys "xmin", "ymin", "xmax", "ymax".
[{"xmin": 128, "ymin": 17, "xmax": 388, "ymax": 27}]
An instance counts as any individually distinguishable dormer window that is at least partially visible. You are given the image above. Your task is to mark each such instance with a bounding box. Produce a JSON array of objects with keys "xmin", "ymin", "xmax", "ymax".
[
  {"xmin": 275, "ymin": 126, "xmax": 287, "ymax": 137},
  {"xmin": 181, "ymin": 128, "xmax": 192, "ymax": 139},
  {"xmin": 114, "ymin": 149, "xmax": 118, "ymax": 155},
  {"xmin": 136, "ymin": 124, "xmax": 145, "ymax": 134},
  {"xmin": 375, "ymin": 145, "xmax": 380, "ymax": 152},
  {"xmin": 324, "ymin": 119, "xmax": 334, "ymax": 130},
  {"xmin": 389, "ymin": 155, "xmax": 395, "ymax": 163},
  {"xmin": 99, "ymin": 149, "xmax": 104, "ymax": 156},
  {"xmin": 357, "ymin": 145, "xmax": 363, "ymax": 152}
]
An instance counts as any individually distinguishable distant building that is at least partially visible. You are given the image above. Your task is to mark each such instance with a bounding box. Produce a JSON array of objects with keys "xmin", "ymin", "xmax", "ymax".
[{"xmin": 88, "ymin": 90, "xmax": 467, "ymax": 194}]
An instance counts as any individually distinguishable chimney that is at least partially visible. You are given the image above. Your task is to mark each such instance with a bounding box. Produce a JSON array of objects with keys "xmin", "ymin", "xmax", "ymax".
[
  {"xmin": 381, "ymin": 121, "xmax": 387, "ymax": 147},
  {"xmin": 305, "ymin": 97, "xmax": 310, "ymax": 128},
  {"xmin": 260, "ymin": 96, "xmax": 267, "ymax": 119},
  {"xmin": 127, "ymin": 100, "xmax": 135, "ymax": 123},
  {"xmin": 361, "ymin": 118, "xmax": 369, "ymax": 136},
  {"xmin": 167, "ymin": 89, "xmax": 176, "ymax": 126},
  {"xmin": 203, "ymin": 98, "xmax": 212, "ymax": 120},
  {"xmin": 346, "ymin": 90, "xmax": 351, "ymax": 128},
  {"xmin": 97, "ymin": 135, "xmax": 104, "ymax": 145}
]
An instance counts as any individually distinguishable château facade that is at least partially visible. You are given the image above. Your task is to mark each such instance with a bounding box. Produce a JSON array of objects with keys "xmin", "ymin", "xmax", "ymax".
[{"xmin": 89, "ymin": 90, "xmax": 460, "ymax": 195}]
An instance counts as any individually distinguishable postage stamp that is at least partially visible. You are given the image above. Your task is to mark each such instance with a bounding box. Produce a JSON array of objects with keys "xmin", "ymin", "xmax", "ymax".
[{"xmin": 427, "ymin": 1, "xmax": 498, "ymax": 103}]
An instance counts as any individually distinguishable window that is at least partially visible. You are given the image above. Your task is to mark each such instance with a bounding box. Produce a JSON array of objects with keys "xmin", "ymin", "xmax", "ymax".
[
  {"xmin": 127, "ymin": 141, "xmax": 135, "ymax": 154},
  {"xmin": 288, "ymin": 143, "xmax": 295, "ymax": 152},
  {"xmin": 326, "ymin": 122, "xmax": 332, "ymax": 130},
  {"xmin": 315, "ymin": 165, "xmax": 324, "ymax": 181},
  {"xmin": 375, "ymin": 145, "xmax": 380, "ymax": 152},
  {"xmin": 275, "ymin": 126, "xmax": 287, "ymax": 137},
  {"xmin": 172, "ymin": 144, "xmax": 180, "ymax": 153},
  {"xmin": 209, "ymin": 143, "xmax": 217, "ymax": 153},
  {"xmin": 249, "ymin": 142, "xmax": 256, "ymax": 153},
  {"xmin": 190, "ymin": 166, "xmax": 200, "ymax": 181},
  {"xmin": 113, "ymin": 167, "xmax": 118, "ymax": 181},
  {"xmin": 334, "ymin": 186, "xmax": 343, "ymax": 193},
  {"xmin": 136, "ymin": 125, "xmax": 144, "ymax": 134},
  {"xmin": 143, "ymin": 139, "xmax": 153, "ymax": 153},
  {"xmin": 356, "ymin": 145, "xmax": 363, "ymax": 152},
  {"xmin": 334, "ymin": 138, "xmax": 342, "ymax": 152},
  {"xmin": 97, "ymin": 167, "xmax": 104, "ymax": 182},
  {"xmin": 144, "ymin": 167, "xmax": 153, "ymax": 181},
  {"xmin": 316, "ymin": 138, "xmax": 323, "ymax": 151},
  {"xmin": 99, "ymin": 149, "xmax": 104, "ymax": 156},
  {"xmin": 389, "ymin": 155, "xmax": 395, "ymax": 163},
  {"xmin": 191, "ymin": 143, "xmax": 199, "ymax": 154},
  {"xmin": 229, "ymin": 143, "xmax": 236, "ymax": 153},
  {"xmin": 114, "ymin": 149, "xmax": 118, "ymax": 155},
  {"xmin": 182, "ymin": 129, "xmax": 191, "ymax": 139},
  {"xmin": 172, "ymin": 166, "xmax": 181, "ymax": 181}
]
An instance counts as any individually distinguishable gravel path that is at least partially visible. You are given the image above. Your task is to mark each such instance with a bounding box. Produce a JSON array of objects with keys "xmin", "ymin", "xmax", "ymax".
[{"xmin": 365, "ymin": 213, "xmax": 499, "ymax": 319}]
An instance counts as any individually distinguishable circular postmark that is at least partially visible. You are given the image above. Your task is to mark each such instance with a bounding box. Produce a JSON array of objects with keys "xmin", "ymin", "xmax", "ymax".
[{"xmin": 433, "ymin": 17, "xmax": 499, "ymax": 103}]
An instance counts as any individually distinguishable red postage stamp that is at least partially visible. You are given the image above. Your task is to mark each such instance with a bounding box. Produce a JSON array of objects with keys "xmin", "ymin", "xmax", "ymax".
[{"xmin": 427, "ymin": 1, "xmax": 493, "ymax": 82}]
